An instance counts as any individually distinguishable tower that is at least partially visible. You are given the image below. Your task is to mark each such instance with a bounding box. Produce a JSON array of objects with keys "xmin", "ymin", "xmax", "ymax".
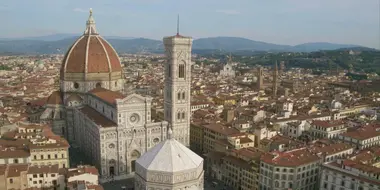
[
  {"xmin": 279, "ymin": 61, "xmax": 285, "ymax": 75},
  {"xmin": 273, "ymin": 62, "xmax": 278, "ymax": 98},
  {"xmin": 163, "ymin": 16, "xmax": 192, "ymax": 146},
  {"xmin": 257, "ymin": 67, "xmax": 263, "ymax": 91}
]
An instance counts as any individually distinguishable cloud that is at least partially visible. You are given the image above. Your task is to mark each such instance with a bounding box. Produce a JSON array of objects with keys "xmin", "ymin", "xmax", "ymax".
[
  {"xmin": 73, "ymin": 8, "xmax": 89, "ymax": 13},
  {"xmin": 216, "ymin": 10, "xmax": 240, "ymax": 15}
]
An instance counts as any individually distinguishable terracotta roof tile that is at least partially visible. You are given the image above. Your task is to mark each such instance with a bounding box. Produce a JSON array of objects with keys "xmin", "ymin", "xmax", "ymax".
[
  {"xmin": 27, "ymin": 164, "xmax": 59, "ymax": 174},
  {"xmin": 341, "ymin": 124, "xmax": 380, "ymax": 140},
  {"xmin": 78, "ymin": 106, "xmax": 117, "ymax": 128},
  {"xmin": 88, "ymin": 36, "xmax": 110, "ymax": 73},
  {"xmin": 46, "ymin": 91, "xmax": 62, "ymax": 105},
  {"xmin": 64, "ymin": 36, "xmax": 87, "ymax": 73},
  {"xmin": 261, "ymin": 148, "xmax": 321, "ymax": 167},
  {"xmin": 7, "ymin": 164, "xmax": 28, "ymax": 177},
  {"xmin": 89, "ymin": 87, "xmax": 125, "ymax": 105},
  {"xmin": 61, "ymin": 35, "xmax": 122, "ymax": 75},
  {"xmin": 99, "ymin": 37, "xmax": 122, "ymax": 72}
]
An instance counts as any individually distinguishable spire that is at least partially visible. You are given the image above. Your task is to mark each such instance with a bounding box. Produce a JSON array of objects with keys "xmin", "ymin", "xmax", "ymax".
[
  {"xmin": 84, "ymin": 8, "xmax": 98, "ymax": 35},
  {"xmin": 176, "ymin": 14, "xmax": 180, "ymax": 36}
]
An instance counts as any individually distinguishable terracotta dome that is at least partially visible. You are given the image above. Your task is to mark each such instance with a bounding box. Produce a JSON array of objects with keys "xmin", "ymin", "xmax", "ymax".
[
  {"xmin": 60, "ymin": 9, "xmax": 122, "ymax": 80},
  {"xmin": 46, "ymin": 91, "xmax": 63, "ymax": 105}
]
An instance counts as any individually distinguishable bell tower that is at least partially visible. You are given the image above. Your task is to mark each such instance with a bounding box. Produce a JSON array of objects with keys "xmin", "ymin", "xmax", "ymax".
[{"xmin": 163, "ymin": 16, "xmax": 192, "ymax": 146}]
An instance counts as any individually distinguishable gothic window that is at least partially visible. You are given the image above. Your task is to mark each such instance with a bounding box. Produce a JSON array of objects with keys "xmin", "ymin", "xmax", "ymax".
[
  {"xmin": 177, "ymin": 112, "xmax": 181, "ymax": 120},
  {"xmin": 182, "ymin": 112, "xmax": 185, "ymax": 119},
  {"xmin": 178, "ymin": 64, "xmax": 185, "ymax": 78},
  {"xmin": 178, "ymin": 92, "xmax": 181, "ymax": 100},
  {"xmin": 96, "ymin": 82, "xmax": 101, "ymax": 88},
  {"xmin": 182, "ymin": 92, "xmax": 185, "ymax": 100},
  {"xmin": 168, "ymin": 65, "xmax": 171, "ymax": 78}
]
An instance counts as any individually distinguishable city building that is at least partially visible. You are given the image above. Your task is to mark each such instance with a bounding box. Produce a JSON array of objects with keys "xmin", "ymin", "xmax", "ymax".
[
  {"xmin": 205, "ymin": 148, "xmax": 263, "ymax": 190},
  {"xmin": 219, "ymin": 55, "xmax": 236, "ymax": 77},
  {"xmin": 1, "ymin": 123, "xmax": 70, "ymax": 168},
  {"xmin": 320, "ymin": 159, "xmax": 380, "ymax": 190},
  {"xmin": 135, "ymin": 128, "xmax": 204, "ymax": 190},
  {"xmin": 25, "ymin": 9, "xmax": 193, "ymax": 179},
  {"xmin": 338, "ymin": 124, "xmax": 380, "ymax": 149},
  {"xmin": 0, "ymin": 164, "xmax": 101, "ymax": 190},
  {"xmin": 309, "ymin": 120, "xmax": 347, "ymax": 140},
  {"xmin": 259, "ymin": 148, "xmax": 322, "ymax": 190}
]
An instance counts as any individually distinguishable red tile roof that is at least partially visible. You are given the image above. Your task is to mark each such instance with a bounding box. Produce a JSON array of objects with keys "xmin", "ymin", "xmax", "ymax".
[{"xmin": 89, "ymin": 87, "xmax": 125, "ymax": 105}]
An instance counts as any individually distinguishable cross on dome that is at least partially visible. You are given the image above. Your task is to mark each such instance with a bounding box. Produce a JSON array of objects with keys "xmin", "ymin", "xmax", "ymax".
[{"xmin": 84, "ymin": 8, "xmax": 98, "ymax": 35}]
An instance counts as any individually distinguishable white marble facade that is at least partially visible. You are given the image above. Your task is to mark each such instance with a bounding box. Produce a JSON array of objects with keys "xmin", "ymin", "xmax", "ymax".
[{"xmin": 73, "ymin": 92, "xmax": 168, "ymax": 177}]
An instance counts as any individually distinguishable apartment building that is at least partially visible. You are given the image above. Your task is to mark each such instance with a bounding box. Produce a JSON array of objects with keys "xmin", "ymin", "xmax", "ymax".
[
  {"xmin": 338, "ymin": 124, "xmax": 380, "ymax": 149},
  {"xmin": 26, "ymin": 164, "xmax": 64, "ymax": 189},
  {"xmin": 2, "ymin": 123, "xmax": 70, "ymax": 168},
  {"xmin": 205, "ymin": 148, "xmax": 263, "ymax": 190},
  {"xmin": 320, "ymin": 159, "xmax": 380, "ymax": 190},
  {"xmin": 203, "ymin": 123, "xmax": 241, "ymax": 154},
  {"xmin": 214, "ymin": 133, "xmax": 255, "ymax": 152},
  {"xmin": 190, "ymin": 121, "xmax": 204, "ymax": 155},
  {"xmin": 309, "ymin": 120, "xmax": 347, "ymax": 139},
  {"xmin": 259, "ymin": 148, "xmax": 322, "ymax": 190},
  {"xmin": 0, "ymin": 164, "xmax": 100, "ymax": 190}
]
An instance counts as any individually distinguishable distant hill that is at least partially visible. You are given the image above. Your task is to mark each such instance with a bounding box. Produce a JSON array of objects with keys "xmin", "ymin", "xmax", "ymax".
[
  {"xmin": 292, "ymin": 42, "xmax": 363, "ymax": 52},
  {"xmin": 0, "ymin": 35, "xmax": 369, "ymax": 54},
  {"xmin": 0, "ymin": 33, "xmax": 135, "ymax": 41}
]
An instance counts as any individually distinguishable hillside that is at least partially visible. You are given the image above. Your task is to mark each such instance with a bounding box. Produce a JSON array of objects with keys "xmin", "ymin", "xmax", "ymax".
[{"xmin": 0, "ymin": 35, "xmax": 367, "ymax": 54}]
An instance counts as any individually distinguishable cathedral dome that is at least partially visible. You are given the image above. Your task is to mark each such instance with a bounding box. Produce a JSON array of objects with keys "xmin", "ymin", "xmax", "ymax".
[{"xmin": 60, "ymin": 9, "xmax": 122, "ymax": 81}]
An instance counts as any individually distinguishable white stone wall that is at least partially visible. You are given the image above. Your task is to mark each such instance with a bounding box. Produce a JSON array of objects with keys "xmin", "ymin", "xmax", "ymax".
[
  {"xmin": 260, "ymin": 161, "xmax": 320, "ymax": 190},
  {"xmin": 61, "ymin": 79, "xmax": 123, "ymax": 95},
  {"xmin": 320, "ymin": 165, "xmax": 380, "ymax": 190},
  {"xmin": 0, "ymin": 157, "xmax": 29, "ymax": 164},
  {"xmin": 27, "ymin": 173, "xmax": 64, "ymax": 190},
  {"xmin": 74, "ymin": 94, "xmax": 168, "ymax": 177}
]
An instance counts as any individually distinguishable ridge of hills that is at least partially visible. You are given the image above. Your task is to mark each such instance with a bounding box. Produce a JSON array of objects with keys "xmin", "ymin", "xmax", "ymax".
[{"xmin": 0, "ymin": 35, "xmax": 371, "ymax": 54}]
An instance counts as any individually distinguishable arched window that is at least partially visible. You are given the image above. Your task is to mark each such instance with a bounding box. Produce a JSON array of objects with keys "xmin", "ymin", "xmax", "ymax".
[
  {"xmin": 177, "ymin": 112, "xmax": 181, "ymax": 120},
  {"xmin": 182, "ymin": 112, "xmax": 185, "ymax": 119},
  {"xmin": 96, "ymin": 83, "xmax": 101, "ymax": 88},
  {"xmin": 182, "ymin": 92, "xmax": 185, "ymax": 100},
  {"xmin": 178, "ymin": 92, "xmax": 181, "ymax": 100},
  {"xmin": 178, "ymin": 64, "xmax": 185, "ymax": 78}
]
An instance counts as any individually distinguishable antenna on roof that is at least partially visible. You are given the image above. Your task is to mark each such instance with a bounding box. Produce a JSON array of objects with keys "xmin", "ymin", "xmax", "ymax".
[{"xmin": 176, "ymin": 14, "xmax": 180, "ymax": 36}]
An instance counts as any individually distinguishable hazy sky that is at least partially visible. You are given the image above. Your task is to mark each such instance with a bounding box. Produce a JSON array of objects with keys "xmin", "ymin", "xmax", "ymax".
[{"xmin": 0, "ymin": 0, "xmax": 379, "ymax": 48}]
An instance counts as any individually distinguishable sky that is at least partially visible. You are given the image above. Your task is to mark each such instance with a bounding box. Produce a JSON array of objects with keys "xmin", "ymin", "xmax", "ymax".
[{"xmin": 0, "ymin": 0, "xmax": 379, "ymax": 48}]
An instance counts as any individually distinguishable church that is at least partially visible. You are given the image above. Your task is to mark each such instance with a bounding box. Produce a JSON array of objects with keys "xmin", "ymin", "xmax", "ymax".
[{"xmin": 27, "ymin": 9, "xmax": 193, "ymax": 178}]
